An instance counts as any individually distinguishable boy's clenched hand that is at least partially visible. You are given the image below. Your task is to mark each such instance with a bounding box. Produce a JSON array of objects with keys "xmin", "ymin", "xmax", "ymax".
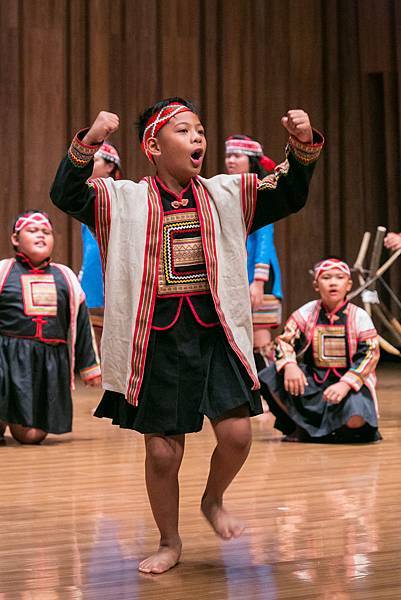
[
  {"xmin": 83, "ymin": 111, "xmax": 120, "ymax": 145},
  {"xmin": 281, "ymin": 109, "xmax": 313, "ymax": 144}
]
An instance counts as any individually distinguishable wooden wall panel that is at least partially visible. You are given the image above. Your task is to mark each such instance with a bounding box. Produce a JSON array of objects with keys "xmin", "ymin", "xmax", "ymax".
[
  {"xmin": 1, "ymin": 0, "xmax": 22, "ymax": 245},
  {"xmin": 0, "ymin": 0, "xmax": 400, "ymax": 316}
]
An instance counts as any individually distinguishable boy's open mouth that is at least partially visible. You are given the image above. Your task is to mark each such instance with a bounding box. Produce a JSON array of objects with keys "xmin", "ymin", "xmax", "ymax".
[{"xmin": 191, "ymin": 150, "xmax": 203, "ymax": 161}]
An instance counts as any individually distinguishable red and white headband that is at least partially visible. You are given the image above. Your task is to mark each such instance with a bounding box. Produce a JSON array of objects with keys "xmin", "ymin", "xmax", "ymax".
[
  {"xmin": 95, "ymin": 143, "xmax": 122, "ymax": 168},
  {"xmin": 14, "ymin": 212, "xmax": 53, "ymax": 233},
  {"xmin": 225, "ymin": 136, "xmax": 263, "ymax": 157},
  {"xmin": 314, "ymin": 259, "xmax": 351, "ymax": 280},
  {"xmin": 141, "ymin": 103, "xmax": 191, "ymax": 162}
]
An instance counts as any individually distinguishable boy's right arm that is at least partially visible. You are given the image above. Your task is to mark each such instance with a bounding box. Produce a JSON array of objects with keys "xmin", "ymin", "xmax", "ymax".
[
  {"xmin": 50, "ymin": 138, "xmax": 98, "ymax": 228},
  {"xmin": 50, "ymin": 111, "xmax": 120, "ymax": 228}
]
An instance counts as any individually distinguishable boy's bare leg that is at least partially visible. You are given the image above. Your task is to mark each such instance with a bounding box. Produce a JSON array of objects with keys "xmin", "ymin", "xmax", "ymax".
[
  {"xmin": 201, "ymin": 405, "xmax": 251, "ymax": 540},
  {"xmin": 139, "ymin": 433, "xmax": 185, "ymax": 574}
]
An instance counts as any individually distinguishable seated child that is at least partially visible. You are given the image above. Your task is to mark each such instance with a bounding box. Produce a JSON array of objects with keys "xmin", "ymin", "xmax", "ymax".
[
  {"xmin": 259, "ymin": 257, "xmax": 381, "ymax": 443},
  {"xmin": 0, "ymin": 210, "xmax": 101, "ymax": 444}
]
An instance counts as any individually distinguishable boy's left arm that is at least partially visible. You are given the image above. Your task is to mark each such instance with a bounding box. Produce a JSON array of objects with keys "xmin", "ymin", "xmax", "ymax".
[
  {"xmin": 324, "ymin": 334, "xmax": 380, "ymax": 404},
  {"xmin": 75, "ymin": 300, "xmax": 101, "ymax": 386},
  {"xmin": 250, "ymin": 110, "xmax": 324, "ymax": 232},
  {"xmin": 340, "ymin": 334, "xmax": 380, "ymax": 393}
]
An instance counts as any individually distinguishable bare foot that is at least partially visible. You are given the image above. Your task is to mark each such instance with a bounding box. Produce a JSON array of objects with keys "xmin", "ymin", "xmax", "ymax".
[
  {"xmin": 138, "ymin": 541, "xmax": 182, "ymax": 574},
  {"xmin": 201, "ymin": 497, "xmax": 245, "ymax": 540}
]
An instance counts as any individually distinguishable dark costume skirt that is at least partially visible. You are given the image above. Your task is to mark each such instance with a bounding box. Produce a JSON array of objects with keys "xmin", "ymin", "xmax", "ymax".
[
  {"xmin": 95, "ymin": 303, "xmax": 262, "ymax": 435},
  {"xmin": 259, "ymin": 363, "xmax": 379, "ymax": 442},
  {"xmin": 0, "ymin": 335, "xmax": 72, "ymax": 434}
]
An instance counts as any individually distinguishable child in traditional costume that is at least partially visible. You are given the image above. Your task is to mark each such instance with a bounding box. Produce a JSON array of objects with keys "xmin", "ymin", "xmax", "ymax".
[
  {"xmin": 50, "ymin": 98, "xmax": 323, "ymax": 573},
  {"xmin": 0, "ymin": 211, "xmax": 101, "ymax": 445},
  {"xmin": 225, "ymin": 134, "xmax": 282, "ymax": 370},
  {"xmin": 259, "ymin": 257, "xmax": 381, "ymax": 443}
]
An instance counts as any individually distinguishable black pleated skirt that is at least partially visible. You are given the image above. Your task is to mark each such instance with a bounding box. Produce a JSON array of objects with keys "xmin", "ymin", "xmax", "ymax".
[
  {"xmin": 0, "ymin": 335, "xmax": 72, "ymax": 434},
  {"xmin": 94, "ymin": 303, "xmax": 262, "ymax": 435},
  {"xmin": 259, "ymin": 363, "xmax": 379, "ymax": 441}
]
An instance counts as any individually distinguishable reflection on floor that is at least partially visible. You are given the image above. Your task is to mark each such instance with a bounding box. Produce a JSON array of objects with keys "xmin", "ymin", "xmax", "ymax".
[{"xmin": 1, "ymin": 362, "xmax": 400, "ymax": 599}]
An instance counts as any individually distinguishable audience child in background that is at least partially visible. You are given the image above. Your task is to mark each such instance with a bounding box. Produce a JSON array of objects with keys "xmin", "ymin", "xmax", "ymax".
[{"xmin": 225, "ymin": 134, "xmax": 282, "ymax": 370}]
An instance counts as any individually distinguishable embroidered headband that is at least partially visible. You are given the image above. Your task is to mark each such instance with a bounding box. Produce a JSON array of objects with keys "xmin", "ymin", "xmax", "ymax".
[
  {"xmin": 95, "ymin": 143, "xmax": 122, "ymax": 168},
  {"xmin": 225, "ymin": 136, "xmax": 263, "ymax": 157},
  {"xmin": 14, "ymin": 212, "xmax": 53, "ymax": 233},
  {"xmin": 225, "ymin": 136, "xmax": 276, "ymax": 172},
  {"xmin": 141, "ymin": 103, "xmax": 192, "ymax": 162},
  {"xmin": 314, "ymin": 258, "xmax": 351, "ymax": 280}
]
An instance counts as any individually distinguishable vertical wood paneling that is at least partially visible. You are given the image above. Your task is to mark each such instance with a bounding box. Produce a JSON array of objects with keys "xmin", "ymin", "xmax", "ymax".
[
  {"xmin": 122, "ymin": 0, "xmax": 159, "ymax": 179},
  {"xmin": 0, "ymin": 0, "xmax": 22, "ymax": 244},
  {"xmin": 0, "ymin": 0, "xmax": 400, "ymax": 315},
  {"xmin": 337, "ymin": 0, "xmax": 366, "ymax": 263},
  {"xmin": 22, "ymin": 0, "xmax": 68, "ymax": 265},
  {"xmin": 284, "ymin": 0, "xmax": 325, "ymax": 309},
  {"xmin": 66, "ymin": 0, "xmax": 90, "ymax": 270}
]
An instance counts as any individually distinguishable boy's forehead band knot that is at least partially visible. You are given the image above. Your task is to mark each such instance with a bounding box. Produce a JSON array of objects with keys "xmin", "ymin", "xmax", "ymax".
[
  {"xmin": 225, "ymin": 136, "xmax": 263, "ymax": 157},
  {"xmin": 141, "ymin": 103, "xmax": 191, "ymax": 163},
  {"xmin": 14, "ymin": 212, "xmax": 53, "ymax": 233},
  {"xmin": 314, "ymin": 259, "xmax": 351, "ymax": 280}
]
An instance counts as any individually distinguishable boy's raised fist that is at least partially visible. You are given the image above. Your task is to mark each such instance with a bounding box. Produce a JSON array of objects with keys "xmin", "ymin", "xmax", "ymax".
[
  {"xmin": 83, "ymin": 111, "xmax": 120, "ymax": 145},
  {"xmin": 281, "ymin": 109, "xmax": 313, "ymax": 144}
]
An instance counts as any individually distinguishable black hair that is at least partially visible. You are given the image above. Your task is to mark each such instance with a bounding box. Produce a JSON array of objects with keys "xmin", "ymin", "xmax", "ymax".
[
  {"xmin": 137, "ymin": 97, "xmax": 199, "ymax": 143},
  {"xmin": 11, "ymin": 209, "xmax": 53, "ymax": 250},
  {"xmin": 227, "ymin": 134, "xmax": 269, "ymax": 179},
  {"xmin": 314, "ymin": 254, "xmax": 349, "ymax": 268}
]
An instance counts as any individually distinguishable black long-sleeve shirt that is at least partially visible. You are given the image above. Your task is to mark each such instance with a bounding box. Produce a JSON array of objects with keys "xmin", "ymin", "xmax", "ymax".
[{"xmin": 51, "ymin": 131, "xmax": 323, "ymax": 328}]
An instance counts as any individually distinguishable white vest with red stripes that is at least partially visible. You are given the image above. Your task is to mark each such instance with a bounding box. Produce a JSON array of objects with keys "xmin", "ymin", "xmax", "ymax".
[{"xmin": 91, "ymin": 173, "xmax": 259, "ymax": 405}]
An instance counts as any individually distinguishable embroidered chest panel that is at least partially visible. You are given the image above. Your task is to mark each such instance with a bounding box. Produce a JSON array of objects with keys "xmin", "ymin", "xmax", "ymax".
[
  {"xmin": 312, "ymin": 324, "xmax": 347, "ymax": 368},
  {"xmin": 21, "ymin": 273, "xmax": 58, "ymax": 316},
  {"xmin": 158, "ymin": 210, "xmax": 210, "ymax": 296}
]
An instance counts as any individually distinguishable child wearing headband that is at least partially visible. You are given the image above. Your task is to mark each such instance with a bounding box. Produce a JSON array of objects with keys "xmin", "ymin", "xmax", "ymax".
[
  {"xmin": 0, "ymin": 210, "xmax": 101, "ymax": 445},
  {"xmin": 259, "ymin": 257, "xmax": 381, "ymax": 443},
  {"xmin": 51, "ymin": 97, "xmax": 323, "ymax": 573},
  {"xmin": 225, "ymin": 134, "xmax": 282, "ymax": 370}
]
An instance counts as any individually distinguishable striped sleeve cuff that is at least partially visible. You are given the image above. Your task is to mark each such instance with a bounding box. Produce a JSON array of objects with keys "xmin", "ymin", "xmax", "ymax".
[
  {"xmin": 254, "ymin": 263, "xmax": 270, "ymax": 282},
  {"xmin": 287, "ymin": 129, "xmax": 324, "ymax": 165},
  {"xmin": 340, "ymin": 370, "xmax": 364, "ymax": 392},
  {"xmin": 275, "ymin": 358, "xmax": 298, "ymax": 373},
  {"xmin": 68, "ymin": 129, "xmax": 102, "ymax": 168},
  {"xmin": 80, "ymin": 364, "xmax": 101, "ymax": 382}
]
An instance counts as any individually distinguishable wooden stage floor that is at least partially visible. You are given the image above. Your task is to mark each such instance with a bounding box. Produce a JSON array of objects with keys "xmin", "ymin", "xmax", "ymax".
[{"xmin": 1, "ymin": 362, "xmax": 401, "ymax": 599}]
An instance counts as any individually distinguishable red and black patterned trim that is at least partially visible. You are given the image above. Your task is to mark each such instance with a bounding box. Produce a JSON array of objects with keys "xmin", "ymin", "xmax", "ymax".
[
  {"xmin": 68, "ymin": 129, "xmax": 102, "ymax": 168},
  {"xmin": 92, "ymin": 178, "xmax": 112, "ymax": 277},
  {"xmin": 241, "ymin": 173, "xmax": 258, "ymax": 233},
  {"xmin": 288, "ymin": 129, "xmax": 324, "ymax": 165},
  {"xmin": 127, "ymin": 177, "xmax": 164, "ymax": 405}
]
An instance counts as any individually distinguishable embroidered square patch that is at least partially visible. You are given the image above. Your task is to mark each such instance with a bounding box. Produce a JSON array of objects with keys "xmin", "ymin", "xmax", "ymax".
[
  {"xmin": 21, "ymin": 274, "xmax": 57, "ymax": 316},
  {"xmin": 158, "ymin": 210, "xmax": 209, "ymax": 295},
  {"xmin": 313, "ymin": 324, "xmax": 347, "ymax": 368}
]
